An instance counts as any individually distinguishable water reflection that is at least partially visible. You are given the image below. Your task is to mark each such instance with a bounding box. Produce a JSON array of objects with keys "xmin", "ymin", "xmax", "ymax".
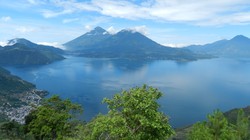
[
  {"xmin": 82, "ymin": 58, "xmax": 153, "ymax": 72},
  {"xmin": 5, "ymin": 57, "xmax": 250, "ymax": 128}
]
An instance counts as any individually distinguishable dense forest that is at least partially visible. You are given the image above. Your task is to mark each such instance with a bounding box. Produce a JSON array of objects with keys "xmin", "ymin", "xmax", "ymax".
[{"xmin": 0, "ymin": 85, "xmax": 250, "ymax": 140}]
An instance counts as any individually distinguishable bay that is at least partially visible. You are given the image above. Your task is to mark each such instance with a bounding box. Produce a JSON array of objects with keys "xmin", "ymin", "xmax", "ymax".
[{"xmin": 5, "ymin": 56, "xmax": 250, "ymax": 128}]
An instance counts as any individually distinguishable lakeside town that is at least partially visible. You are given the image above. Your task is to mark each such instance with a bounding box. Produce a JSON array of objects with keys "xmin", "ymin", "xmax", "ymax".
[{"xmin": 0, "ymin": 89, "xmax": 47, "ymax": 124}]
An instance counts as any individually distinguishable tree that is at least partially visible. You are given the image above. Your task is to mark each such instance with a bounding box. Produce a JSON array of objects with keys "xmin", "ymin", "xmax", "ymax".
[
  {"xmin": 188, "ymin": 109, "xmax": 249, "ymax": 140},
  {"xmin": 233, "ymin": 109, "xmax": 249, "ymax": 140},
  {"xmin": 206, "ymin": 110, "xmax": 233, "ymax": 139},
  {"xmin": 84, "ymin": 85, "xmax": 174, "ymax": 140},
  {"xmin": 25, "ymin": 95, "xmax": 82, "ymax": 140},
  {"xmin": 0, "ymin": 120, "xmax": 25, "ymax": 139},
  {"xmin": 188, "ymin": 122, "xmax": 213, "ymax": 140}
]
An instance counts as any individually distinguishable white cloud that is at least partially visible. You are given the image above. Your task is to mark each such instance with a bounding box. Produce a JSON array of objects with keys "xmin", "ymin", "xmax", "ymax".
[
  {"xmin": 130, "ymin": 25, "xmax": 148, "ymax": 35},
  {"xmin": 41, "ymin": 9, "xmax": 74, "ymax": 18},
  {"xmin": 198, "ymin": 12, "xmax": 250, "ymax": 26},
  {"xmin": 92, "ymin": 0, "xmax": 147, "ymax": 20},
  {"xmin": 38, "ymin": 0, "xmax": 250, "ymax": 25},
  {"xmin": 62, "ymin": 18, "xmax": 79, "ymax": 23},
  {"xmin": 163, "ymin": 43, "xmax": 190, "ymax": 48},
  {"xmin": 41, "ymin": 0, "xmax": 99, "ymax": 18},
  {"xmin": 37, "ymin": 42, "xmax": 66, "ymax": 49},
  {"xmin": 0, "ymin": 41, "xmax": 8, "ymax": 46},
  {"xmin": 93, "ymin": 0, "xmax": 250, "ymax": 25},
  {"xmin": 84, "ymin": 25, "xmax": 92, "ymax": 31},
  {"xmin": 107, "ymin": 26, "xmax": 118, "ymax": 34},
  {"xmin": 16, "ymin": 26, "xmax": 35, "ymax": 33},
  {"xmin": 1, "ymin": 16, "xmax": 11, "ymax": 22}
]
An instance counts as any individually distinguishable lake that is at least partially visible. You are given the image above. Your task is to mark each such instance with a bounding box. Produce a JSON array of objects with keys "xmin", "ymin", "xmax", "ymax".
[{"xmin": 5, "ymin": 56, "xmax": 250, "ymax": 128}]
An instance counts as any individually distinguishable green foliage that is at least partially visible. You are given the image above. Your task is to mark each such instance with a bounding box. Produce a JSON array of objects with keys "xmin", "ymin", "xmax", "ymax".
[
  {"xmin": 25, "ymin": 95, "xmax": 82, "ymax": 140},
  {"xmin": 233, "ymin": 109, "xmax": 249, "ymax": 140},
  {"xmin": 224, "ymin": 106, "xmax": 250, "ymax": 124},
  {"xmin": 206, "ymin": 110, "xmax": 233, "ymax": 139},
  {"xmin": 188, "ymin": 109, "xmax": 250, "ymax": 140},
  {"xmin": 84, "ymin": 85, "xmax": 174, "ymax": 140},
  {"xmin": 0, "ymin": 121, "xmax": 26, "ymax": 139},
  {"xmin": 64, "ymin": 123, "xmax": 86, "ymax": 140},
  {"xmin": 188, "ymin": 122, "xmax": 213, "ymax": 140}
]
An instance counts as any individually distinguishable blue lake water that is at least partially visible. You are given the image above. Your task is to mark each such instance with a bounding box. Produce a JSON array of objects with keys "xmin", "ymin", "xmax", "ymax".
[{"xmin": 5, "ymin": 56, "xmax": 250, "ymax": 128}]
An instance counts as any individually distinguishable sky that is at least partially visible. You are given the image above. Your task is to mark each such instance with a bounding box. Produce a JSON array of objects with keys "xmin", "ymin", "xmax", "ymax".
[{"xmin": 1, "ymin": 0, "xmax": 250, "ymax": 48}]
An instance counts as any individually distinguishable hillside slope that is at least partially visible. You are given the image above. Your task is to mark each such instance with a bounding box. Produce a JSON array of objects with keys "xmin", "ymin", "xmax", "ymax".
[
  {"xmin": 0, "ymin": 43, "xmax": 64, "ymax": 65},
  {"xmin": 186, "ymin": 35, "xmax": 250, "ymax": 57},
  {"xmin": 0, "ymin": 67, "xmax": 47, "ymax": 123}
]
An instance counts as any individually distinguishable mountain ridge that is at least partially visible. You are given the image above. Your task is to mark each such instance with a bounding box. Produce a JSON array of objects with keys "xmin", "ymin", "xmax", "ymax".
[
  {"xmin": 64, "ymin": 27, "xmax": 208, "ymax": 61},
  {"xmin": 186, "ymin": 35, "xmax": 250, "ymax": 57},
  {"xmin": 63, "ymin": 26, "xmax": 111, "ymax": 51},
  {"xmin": 0, "ymin": 39, "xmax": 65, "ymax": 65},
  {"xmin": 7, "ymin": 38, "xmax": 64, "ymax": 54}
]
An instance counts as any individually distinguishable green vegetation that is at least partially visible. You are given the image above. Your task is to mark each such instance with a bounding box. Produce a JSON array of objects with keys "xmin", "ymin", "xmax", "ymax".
[
  {"xmin": 188, "ymin": 109, "xmax": 249, "ymax": 140},
  {"xmin": 1, "ymin": 83, "xmax": 250, "ymax": 140},
  {"xmin": 83, "ymin": 85, "xmax": 174, "ymax": 140},
  {"xmin": 0, "ymin": 121, "xmax": 27, "ymax": 139},
  {"xmin": 25, "ymin": 95, "xmax": 82, "ymax": 140},
  {"xmin": 1, "ymin": 85, "xmax": 175, "ymax": 140}
]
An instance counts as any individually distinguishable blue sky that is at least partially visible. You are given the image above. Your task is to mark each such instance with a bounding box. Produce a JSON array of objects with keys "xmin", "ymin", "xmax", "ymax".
[{"xmin": 1, "ymin": 0, "xmax": 250, "ymax": 48}]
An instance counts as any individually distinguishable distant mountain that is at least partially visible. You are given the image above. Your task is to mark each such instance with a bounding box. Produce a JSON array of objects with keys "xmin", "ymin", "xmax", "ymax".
[
  {"xmin": 7, "ymin": 38, "xmax": 64, "ymax": 54},
  {"xmin": 65, "ymin": 27, "xmax": 208, "ymax": 61},
  {"xmin": 0, "ymin": 43, "xmax": 64, "ymax": 65},
  {"xmin": 186, "ymin": 35, "xmax": 250, "ymax": 57},
  {"xmin": 63, "ymin": 26, "xmax": 111, "ymax": 51}
]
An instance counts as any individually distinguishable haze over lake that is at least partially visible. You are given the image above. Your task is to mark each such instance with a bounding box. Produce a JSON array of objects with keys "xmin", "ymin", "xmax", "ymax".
[{"xmin": 5, "ymin": 56, "xmax": 250, "ymax": 128}]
